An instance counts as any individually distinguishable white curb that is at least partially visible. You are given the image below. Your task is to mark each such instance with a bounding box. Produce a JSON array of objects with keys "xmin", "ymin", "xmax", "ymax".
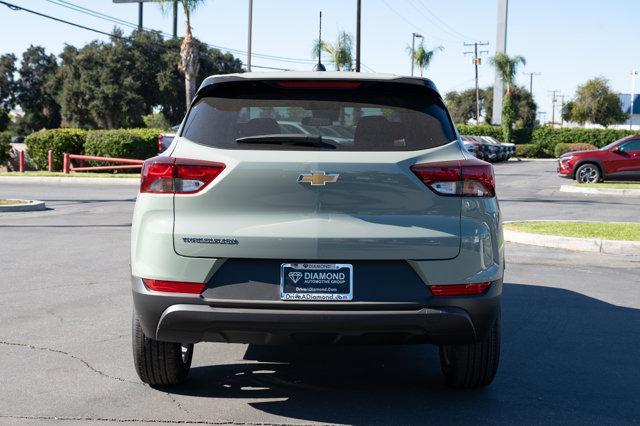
[
  {"xmin": 508, "ymin": 158, "xmax": 557, "ymax": 162},
  {"xmin": 560, "ymin": 184, "xmax": 640, "ymax": 196},
  {"xmin": 504, "ymin": 229, "xmax": 640, "ymax": 255},
  {"xmin": 0, "ymin": 199, "xmax": 46, "ymax": 212},
  {"xmin": 0, "ymin": 176, "xmax": 139, "ymax": 185}
]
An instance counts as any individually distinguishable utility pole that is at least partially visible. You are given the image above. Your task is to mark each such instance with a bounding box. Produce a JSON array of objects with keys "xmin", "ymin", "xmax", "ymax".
[
  {"xmin": 246, "ymin": 0, "xmax": 253, "ymax": 72},
  {"xmin": 464, "ymin": 41, "xmax": 489, "ymax": 123},
  {"xmin": 631, "ymin": 70, "xmax": 637, "ymax": 130},
  {"xmin": 548, "ymin": 90, "xmax": 560, "ymax": 128},
  {"xmin": 355, "ymin": 0, "xmax": 361, "ymax": 72},
  {"xmin": 410, "ymin": 32, "xmax": 423, "ymax": 77},
  {"xmin": 172, "ymin": 0, "xmax": 178, "ymax": 38},
  {"xmin": 492, "ymin": 0, "xmax": 509, "ymax": 125},
  {"xmin": 523, "ymin": 71, "xmax": 541, "ymax": 95}
]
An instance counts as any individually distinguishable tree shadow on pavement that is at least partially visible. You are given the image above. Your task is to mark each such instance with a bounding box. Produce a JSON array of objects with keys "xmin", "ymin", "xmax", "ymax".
[{"xmin": 170, "ymin": 283, "xmax": 640, "ymax": 424}]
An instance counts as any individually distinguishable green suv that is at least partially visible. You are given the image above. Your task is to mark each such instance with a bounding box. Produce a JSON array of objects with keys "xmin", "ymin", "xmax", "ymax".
[{"xmin": 131, "ymin": 72, "xmax": 504, "ymax": 389}]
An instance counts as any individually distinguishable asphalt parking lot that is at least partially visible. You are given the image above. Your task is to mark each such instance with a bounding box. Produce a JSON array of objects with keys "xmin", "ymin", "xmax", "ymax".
[{"xmin": 1, "ymin": 160, "xmax": 639, "ymax": 425}]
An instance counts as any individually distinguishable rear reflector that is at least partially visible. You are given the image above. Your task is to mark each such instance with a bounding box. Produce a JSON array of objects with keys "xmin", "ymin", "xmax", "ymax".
[
  {"xmin": 277, "ymin": 81, "xmax": 361, "ymax": 89},
  {"xmin": 410, "ymin": 159, "xmax": 495, "ymax": 197},
  {"xmin": 428, "ymin": 282, "xmax": 491, "ymax": 296},
  {"xmin": 142, "ymin": 279, "xmax": 205, "ymax": 294},
  {"xmin": 140, "ymin": 156, "xmax": 225, "ymax": 194}
]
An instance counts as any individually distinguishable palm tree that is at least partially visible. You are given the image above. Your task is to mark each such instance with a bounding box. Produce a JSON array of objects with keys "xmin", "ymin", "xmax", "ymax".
[
  {"xmin": 490, "ymin": 53, "xmax": 526, "ymax": 142},
  {"xmin": 312, "ymin": 31, "xmax": 354, "ymax": 71},
  {"xmin": 156, "ymin": 0, "xmax": 206, "ymax": 109},
  {"xmin": 407, "ymin": 41, "xmax": 443, "ymax": 77}
]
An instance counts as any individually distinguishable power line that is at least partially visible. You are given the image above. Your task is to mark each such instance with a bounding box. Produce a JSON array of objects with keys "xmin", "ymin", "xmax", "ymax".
[
  {"xmin": 405, "ymin": 0, "xmax": 472, "ymax": 42},
  {"xmin": 361, "ymin": 62, "xmax": 376, "ymax": 73},
  {"xmin": 2, "ymin": 0, "xmax": 128, "ymax": 39},
  {"xmin": 39, "ymin": 0, "xmax": 317, "ymax": 65},
  {"xmin": 380, "ymin": 0, "xmax": 455, "ymax": 44},
  {"xmin": 0, "ymin": 0, "xmax": 292, "ymax": 71},
  {"xmin": 414, "ymin": 0, "xmax": 480, "ymax": 42},
  {"xmin": 44, "ymin": 0, "xmax": 142, "ymax": 31}
]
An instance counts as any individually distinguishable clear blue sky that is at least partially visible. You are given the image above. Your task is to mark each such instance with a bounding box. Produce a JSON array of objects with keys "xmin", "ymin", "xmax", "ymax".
[{"xmin": 2, "ymin": 0, "xmax": 639, "ymax": 122}]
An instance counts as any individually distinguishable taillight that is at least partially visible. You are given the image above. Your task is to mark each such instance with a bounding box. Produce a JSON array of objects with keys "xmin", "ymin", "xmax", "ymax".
[
  {"xmin": 140, "ymin": 156, "xmax": 225, "ymax": 194},
  {"xmin": 142, "ymin": 279, "xmax": 205, "ymax": 294},
  {"xmin": 410, "ymin": 159, "xmax": 495, "ymax": 197},
  {"xmin": 428, "ymin": 282, "xmax": 491, "ymax": 296},
  {"xmin": 157, "ymin": 134, "xmax": 164, "ymax": 153}
]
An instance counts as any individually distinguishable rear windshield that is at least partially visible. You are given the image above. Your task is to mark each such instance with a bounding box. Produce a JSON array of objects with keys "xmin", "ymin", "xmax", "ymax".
[{"xmin": 181, "ymin": 81, "xmax": 456, "ymax": 151}]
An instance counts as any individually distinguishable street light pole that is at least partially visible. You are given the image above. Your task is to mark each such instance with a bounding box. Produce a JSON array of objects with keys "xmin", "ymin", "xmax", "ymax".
[
  {"xmin": 410, "ymin": 33, "xmax": 422, "ymax": 77},
  {"xmin": 355, "ymin": 0, "xmax": 361, "ymax": 72},
  {"xmin": 247, "ymin": 0, "xmax": 253, "ymax": 72}
]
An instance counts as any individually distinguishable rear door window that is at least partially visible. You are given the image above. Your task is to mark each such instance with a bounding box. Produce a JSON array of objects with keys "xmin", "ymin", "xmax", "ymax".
[{"xmin": 181, "ymin": 81, "xmax": 456, "ymax": 151}]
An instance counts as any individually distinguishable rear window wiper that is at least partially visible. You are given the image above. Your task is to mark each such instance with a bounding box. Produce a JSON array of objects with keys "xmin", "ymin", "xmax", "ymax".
[{"xmin": 235, "ymin": 134, "xmax": 336, "ymax": 149}]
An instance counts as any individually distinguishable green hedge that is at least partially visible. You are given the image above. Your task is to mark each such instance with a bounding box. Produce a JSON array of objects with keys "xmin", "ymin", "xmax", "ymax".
[
  {"xmin": 554, "ymin": 143, "xmax": 598, "ymax": 157},
  {"xmin": 457, "ymin": 124, "xmax": 637, "ymax": 157},
  {"xmin": 457, "ymin": 124, "xmax": 502, "ymax": 140},
  {"xmin": 24, "ymin": 128, "xmax": 163, "ymax": 171},
  {"xmin": 84, "ymin": 128, "xmax": 162, "ymax": 161},
  {"xmin": 531, "ymin": 127, "xmax": 635, "ymax": 156},
  {"xmin": 25, "ymin": 129, "xmax": 87, "ymax": 171},
  {"xmin": 0, "ymin": 131, "xmax": 11, "ymax": 163}
]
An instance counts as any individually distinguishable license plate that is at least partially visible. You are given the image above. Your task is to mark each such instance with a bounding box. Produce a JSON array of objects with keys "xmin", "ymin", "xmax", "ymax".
[{"xmin": 280, "ymin": 263, "xmax": 353, "ymax": 301}]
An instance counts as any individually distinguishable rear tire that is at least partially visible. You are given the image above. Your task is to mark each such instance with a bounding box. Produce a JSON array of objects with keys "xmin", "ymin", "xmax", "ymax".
[
  {"xmin": 575, "ymin": 163, "xmax": 602, "ymax": 183},
  {"xmin": 132, "ymin": 312, "xmax": 193, "ymax": 386},
  {"xmin": 439, "ymin": 312, "xmax": 500, "ymax": 389}
]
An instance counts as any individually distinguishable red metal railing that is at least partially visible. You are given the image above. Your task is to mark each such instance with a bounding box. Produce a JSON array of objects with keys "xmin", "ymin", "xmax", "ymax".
[{"xmin": 63, "ymin": 153, "xmax": 143, "ymax": 173}]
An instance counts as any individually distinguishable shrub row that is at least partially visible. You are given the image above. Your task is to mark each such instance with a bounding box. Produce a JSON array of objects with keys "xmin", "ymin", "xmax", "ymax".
[
  {"xmin": 457, "ymin": 124, "xmax": 637, "ymax": 157},
  {"xmin": 553, "ymin": 143, "xmax": 598, "ymax": 158},
  {"xmin": 532, "ymin": 127, "xmax": 635, "ymax": 156},
  {"xmin": 24, "ymin": 128, "xmax": 162, "ymax": 171}
]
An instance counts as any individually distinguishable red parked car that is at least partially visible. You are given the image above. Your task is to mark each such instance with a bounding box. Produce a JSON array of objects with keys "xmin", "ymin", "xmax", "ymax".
[{"xmin": 557, "ymin": 136, "xmax": 640, "ymax": 183}]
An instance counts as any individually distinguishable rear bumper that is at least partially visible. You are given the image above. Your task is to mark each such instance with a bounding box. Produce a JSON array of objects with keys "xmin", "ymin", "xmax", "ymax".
[{"xmin": 132, "ymin": 276, "xmax": 502, "ymax": 346}]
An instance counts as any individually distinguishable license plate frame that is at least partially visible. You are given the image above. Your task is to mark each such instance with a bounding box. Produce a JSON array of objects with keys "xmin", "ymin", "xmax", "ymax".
[{"xmin": 280, "ymin": 263, "xmax": 353, "ymax": 301}]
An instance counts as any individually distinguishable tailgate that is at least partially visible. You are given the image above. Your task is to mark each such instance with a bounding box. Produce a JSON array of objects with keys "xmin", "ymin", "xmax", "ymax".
[{"xmin": 172, "ymin": 145, "xmax": 461, "ymax": 260}]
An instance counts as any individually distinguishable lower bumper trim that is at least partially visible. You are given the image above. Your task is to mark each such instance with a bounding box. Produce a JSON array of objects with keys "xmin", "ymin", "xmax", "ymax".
[{"xmin": 155, "ymin": 304, "xmax": 477, "ymax": 345}]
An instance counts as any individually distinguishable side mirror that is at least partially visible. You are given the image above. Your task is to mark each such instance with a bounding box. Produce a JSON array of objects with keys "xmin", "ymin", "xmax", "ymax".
[{"xmin": 611, "ymin": 146, "xmax": 621, "ymax": 153}]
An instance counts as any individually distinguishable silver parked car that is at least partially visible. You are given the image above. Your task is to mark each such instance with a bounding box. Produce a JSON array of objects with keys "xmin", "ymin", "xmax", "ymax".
[{"xmin": 131, "ymin": 72, "xmax": 504, "ymax": 389}]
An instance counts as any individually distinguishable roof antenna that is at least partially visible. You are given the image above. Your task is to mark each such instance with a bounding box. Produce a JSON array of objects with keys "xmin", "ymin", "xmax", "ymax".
[{"xmin": 313, "ymin": 11, "xmax": 326, "ymax": 71}]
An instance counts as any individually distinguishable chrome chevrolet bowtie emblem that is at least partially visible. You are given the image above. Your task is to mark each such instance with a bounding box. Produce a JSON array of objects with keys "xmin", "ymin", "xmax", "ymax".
[{"xmin": 297, "ymin": 171, "xmax": 339, "ymax": 186}]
